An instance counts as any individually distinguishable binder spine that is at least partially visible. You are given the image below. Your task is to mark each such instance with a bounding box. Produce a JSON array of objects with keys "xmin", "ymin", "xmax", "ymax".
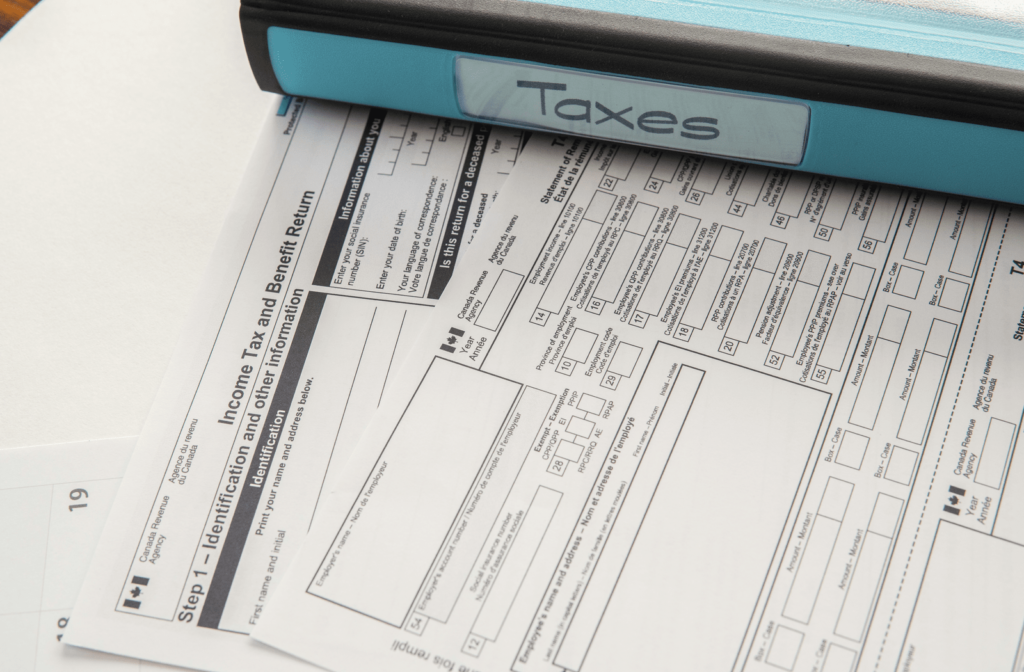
[
  {"xmin": 239, "ymin": 6, "xmax": 284, "ymax": 95},
  {"xmin": 240, "ymin": 0, "xmax": 1024, "ymax": 131},
  {"xmin": 238, "ymin": 1, "xmax": 1024, "ymax": 204}
]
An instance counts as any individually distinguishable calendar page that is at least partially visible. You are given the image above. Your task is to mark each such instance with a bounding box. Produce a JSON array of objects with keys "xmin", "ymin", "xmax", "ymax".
[{"xmin": 0, "ymin": 438, "xmax": 182, "ymax": 671}]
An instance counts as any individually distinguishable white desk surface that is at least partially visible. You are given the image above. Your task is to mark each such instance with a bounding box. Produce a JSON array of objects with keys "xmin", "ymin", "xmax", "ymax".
[{"xmin": 0, "ymin": 0, "xmax": 275, "ymax": 448}]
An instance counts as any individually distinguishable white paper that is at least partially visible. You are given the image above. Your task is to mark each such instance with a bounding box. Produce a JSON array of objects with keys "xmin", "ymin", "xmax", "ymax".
[
  {"xmin": 0, "ymin": 437, "xmax": 184, "ymax": 671},
  {"xmin": 254, "ymin": 137, "xmax": 1024, "ymax": 672},
  {"xmin": 66, "ymin": 98, "xmax": 524, "ymax": 670},
  {"xmin": 0, "ymin": 0, "xmax": 272, "ymax": 450}
]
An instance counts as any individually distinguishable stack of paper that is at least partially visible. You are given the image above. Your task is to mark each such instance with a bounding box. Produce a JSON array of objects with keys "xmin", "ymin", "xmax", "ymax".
[{"xmin": 6, "ymin": 93, "xmax": 1024, "ymax": 672}]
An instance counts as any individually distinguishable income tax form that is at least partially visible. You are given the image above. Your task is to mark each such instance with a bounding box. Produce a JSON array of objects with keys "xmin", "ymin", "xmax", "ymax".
[
  {"xmin": 66, "ymin": 98, "xmax": 523, "ymax": 670},
  {"xmin": 255, "ymin": 137, "xmax": 1024, "ymax": 672}
]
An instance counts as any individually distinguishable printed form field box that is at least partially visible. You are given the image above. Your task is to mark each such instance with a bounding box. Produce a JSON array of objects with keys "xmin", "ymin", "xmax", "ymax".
[
  {"xmin": 976, "ymin": 418, "xmax": 1017, "ymax": 489},
  {"xmin": 645, "ymin": 152, "xmax": 680, "ymax": 192},
  {"xmin": 820, "ymin": 179, "xmax": 856, "ymax": 230},
  {"xmin": 927, "ymin": 319, "xmax": 957, "ymax": 356},
  {"xmin": 692, "ymin": 157, "xmax": 724, "ymax": 194},
  {"xmin": 602, "ymin": 342, "xmax": 642, "ymax": 388},
  {"xmin": 555, "ymin": 345, "xmax": 830, "ymax": 672},
  {"xmin": 307, "ymin": 360, "xmax": 522, "ymax": 626},
  {"xmin": 476, "ymin": 270, "xmax": 524, "ymax": 331},
  {"xmin": 877, "ymin": 306, "xmax": 911, "ymax": 343},
  {"xmin": 736, "ymin": 165, "xmax": 768, "ymax": 205},
  {"xmin": 712, "ymin": 225, "xmax": 743, "ymax": 259},
  {"xmin": 605, "ymin": 145, "xmax": 638, "ymax": 181},
  {"xmin": 566, "ymin": 416, "xmax": 595, "ymax": 439},
  {"xmin": 410, "ymin": 387, "xmax": 555, "ymax": 626},
  {"xmin": 576, "ymin": 394, "xmax": 605, "ymax": 415},
  {"xmin": 667, "ymin": 213, "xmax": 701, "ymax": 249},
  {"xmin": 836, "ymin": 431, "xmax": 869, "ymax": 470},
  {"xmin": 938, "ymin": 278, "xmax": 969, "ymax": 311},
  {"xmin": 817, "ymin": 264, "xmax": 874, "ymax": 371},
  {"xmin": 595, "ymin": 229, "xmax": 645, "ymax": 303},
  {"xmin": 893, "ymin": 265, "xmax": 923, "ymax": 299},
  {"xmin": 584, "ymin": 190, "xmax": 616, "ymax": 224},
  {"xmin": 767, "ymin": 625, "xmax": 804, "ymax": 671},
  {"xmin": 904, "ymin": 194, "xmax": 945, "ymax": 264},
  {"xmin": 555, "ymin": 440, "xmax": 584, "ymax": 463},
  {"xmin": 552, "ymin": 362, "xmax": 706, "ymax": 672},
  {"xmin": 850, "ymin": 306, "xmax": 909, "ymax": 430},
  {"xmin": 822, "ymin": 644, "xmax": 858, "ymax": 672},
  {"xmin": 468, "ymin": 486, "xmax": 562, "ymax": 649},
  {"xmin": 949, "ymin": 201, "xmax": 991, "ymax": 277},
  {"xmin": 783, "ymin": 478, "xmax": 854, "ymax": 623},
  {"xmin": 626, "ymin": 203, "xmax": 658, "ymax": 236},
  {"xmin": 534, "ymin": 189, "xmax": 615, "ymax": 321},
  {"xmin": 993, "ymin": 440, "xmax": 1024, "ymax": 545},
  {"xmin": 897, "ymin": 319, "xmax": 956, "ymax": 444},
  {"xmin": 536, "ymin": 220, "xmax": 602, "ymax": 317},
  {"xmin": 633, "ymin": 212, "xmax": 700, "ymax": 320},
  {"xmin": 867, "ymin": 493, "xmax": 903, "ymax": 538},
  {"xmin": 726, "ymin": 238, "xmax": 786, "ymax": 344},
  {"xmin": 834, "ymin": 494, "xmax": 903, "ymax": 642},
  {"xmin": 608, "ymin": 343, "xmax": 642, "ymax": 378},
  {"xmin": 680, "ymin": 226, "xmax": 743, "ymax": 331},
  {"xmin": 862, "ymin": 186, "xmax": 902, "ymax": 243},
  {"xmin": 819, "ymin": 479, "xmax": 855, "ymax": 520},
  {"xmin": 729, "ymin": 165, "xmax": 768, "ymax": 215},
  {"xmin": 595, "ymin": 203, "xmax": 659, "ymax": 305},
  {"xmin": 844, "ymin": 262, "xmax": 877, "ymax": 300},
  {"xmin": 884, "ymin": 446, "xmax": 918, "ymax": 485},
  {"xmin": 564, "ymin": 329, "xmax": 598, "ymax": 364},
  {"xmin": 772, "ymin": 251, "xmax": 830, "ymax": 358},
  {"xmin": 898, "ymin": 522, "xmax": 1024, "ymax": 671},
  {"xmin": 777, "ymin": 173, "xmax": 811, "ymax": 219}
]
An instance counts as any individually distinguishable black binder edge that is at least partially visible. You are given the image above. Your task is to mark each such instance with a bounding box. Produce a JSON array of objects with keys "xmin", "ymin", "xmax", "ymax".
[
  {"xmin": 239, "ymin": 0, "xmax": 1024, "ymax": 132},
  {"xmin": 239, "ymin": 6, "xmax": 285, "ymax": 94}
]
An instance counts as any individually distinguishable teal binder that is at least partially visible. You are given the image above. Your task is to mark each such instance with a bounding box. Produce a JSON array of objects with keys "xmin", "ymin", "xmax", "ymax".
[{"xmin": 240, "ymin": 0, "xmax": 1024, "ymax": 204}]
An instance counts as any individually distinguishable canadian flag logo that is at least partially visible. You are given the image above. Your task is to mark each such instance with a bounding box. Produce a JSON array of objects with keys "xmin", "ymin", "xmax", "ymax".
[
  {"xmin": 943, "ymin": 484, "xmax": 965, "ymax": 516},
  {"xmin": 440, "ymin": 327, "xmax": 464, "ymax": 354},
  {"xmin": 122, "ymin": 575, "xmax": 149, "ymax": 609}
]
